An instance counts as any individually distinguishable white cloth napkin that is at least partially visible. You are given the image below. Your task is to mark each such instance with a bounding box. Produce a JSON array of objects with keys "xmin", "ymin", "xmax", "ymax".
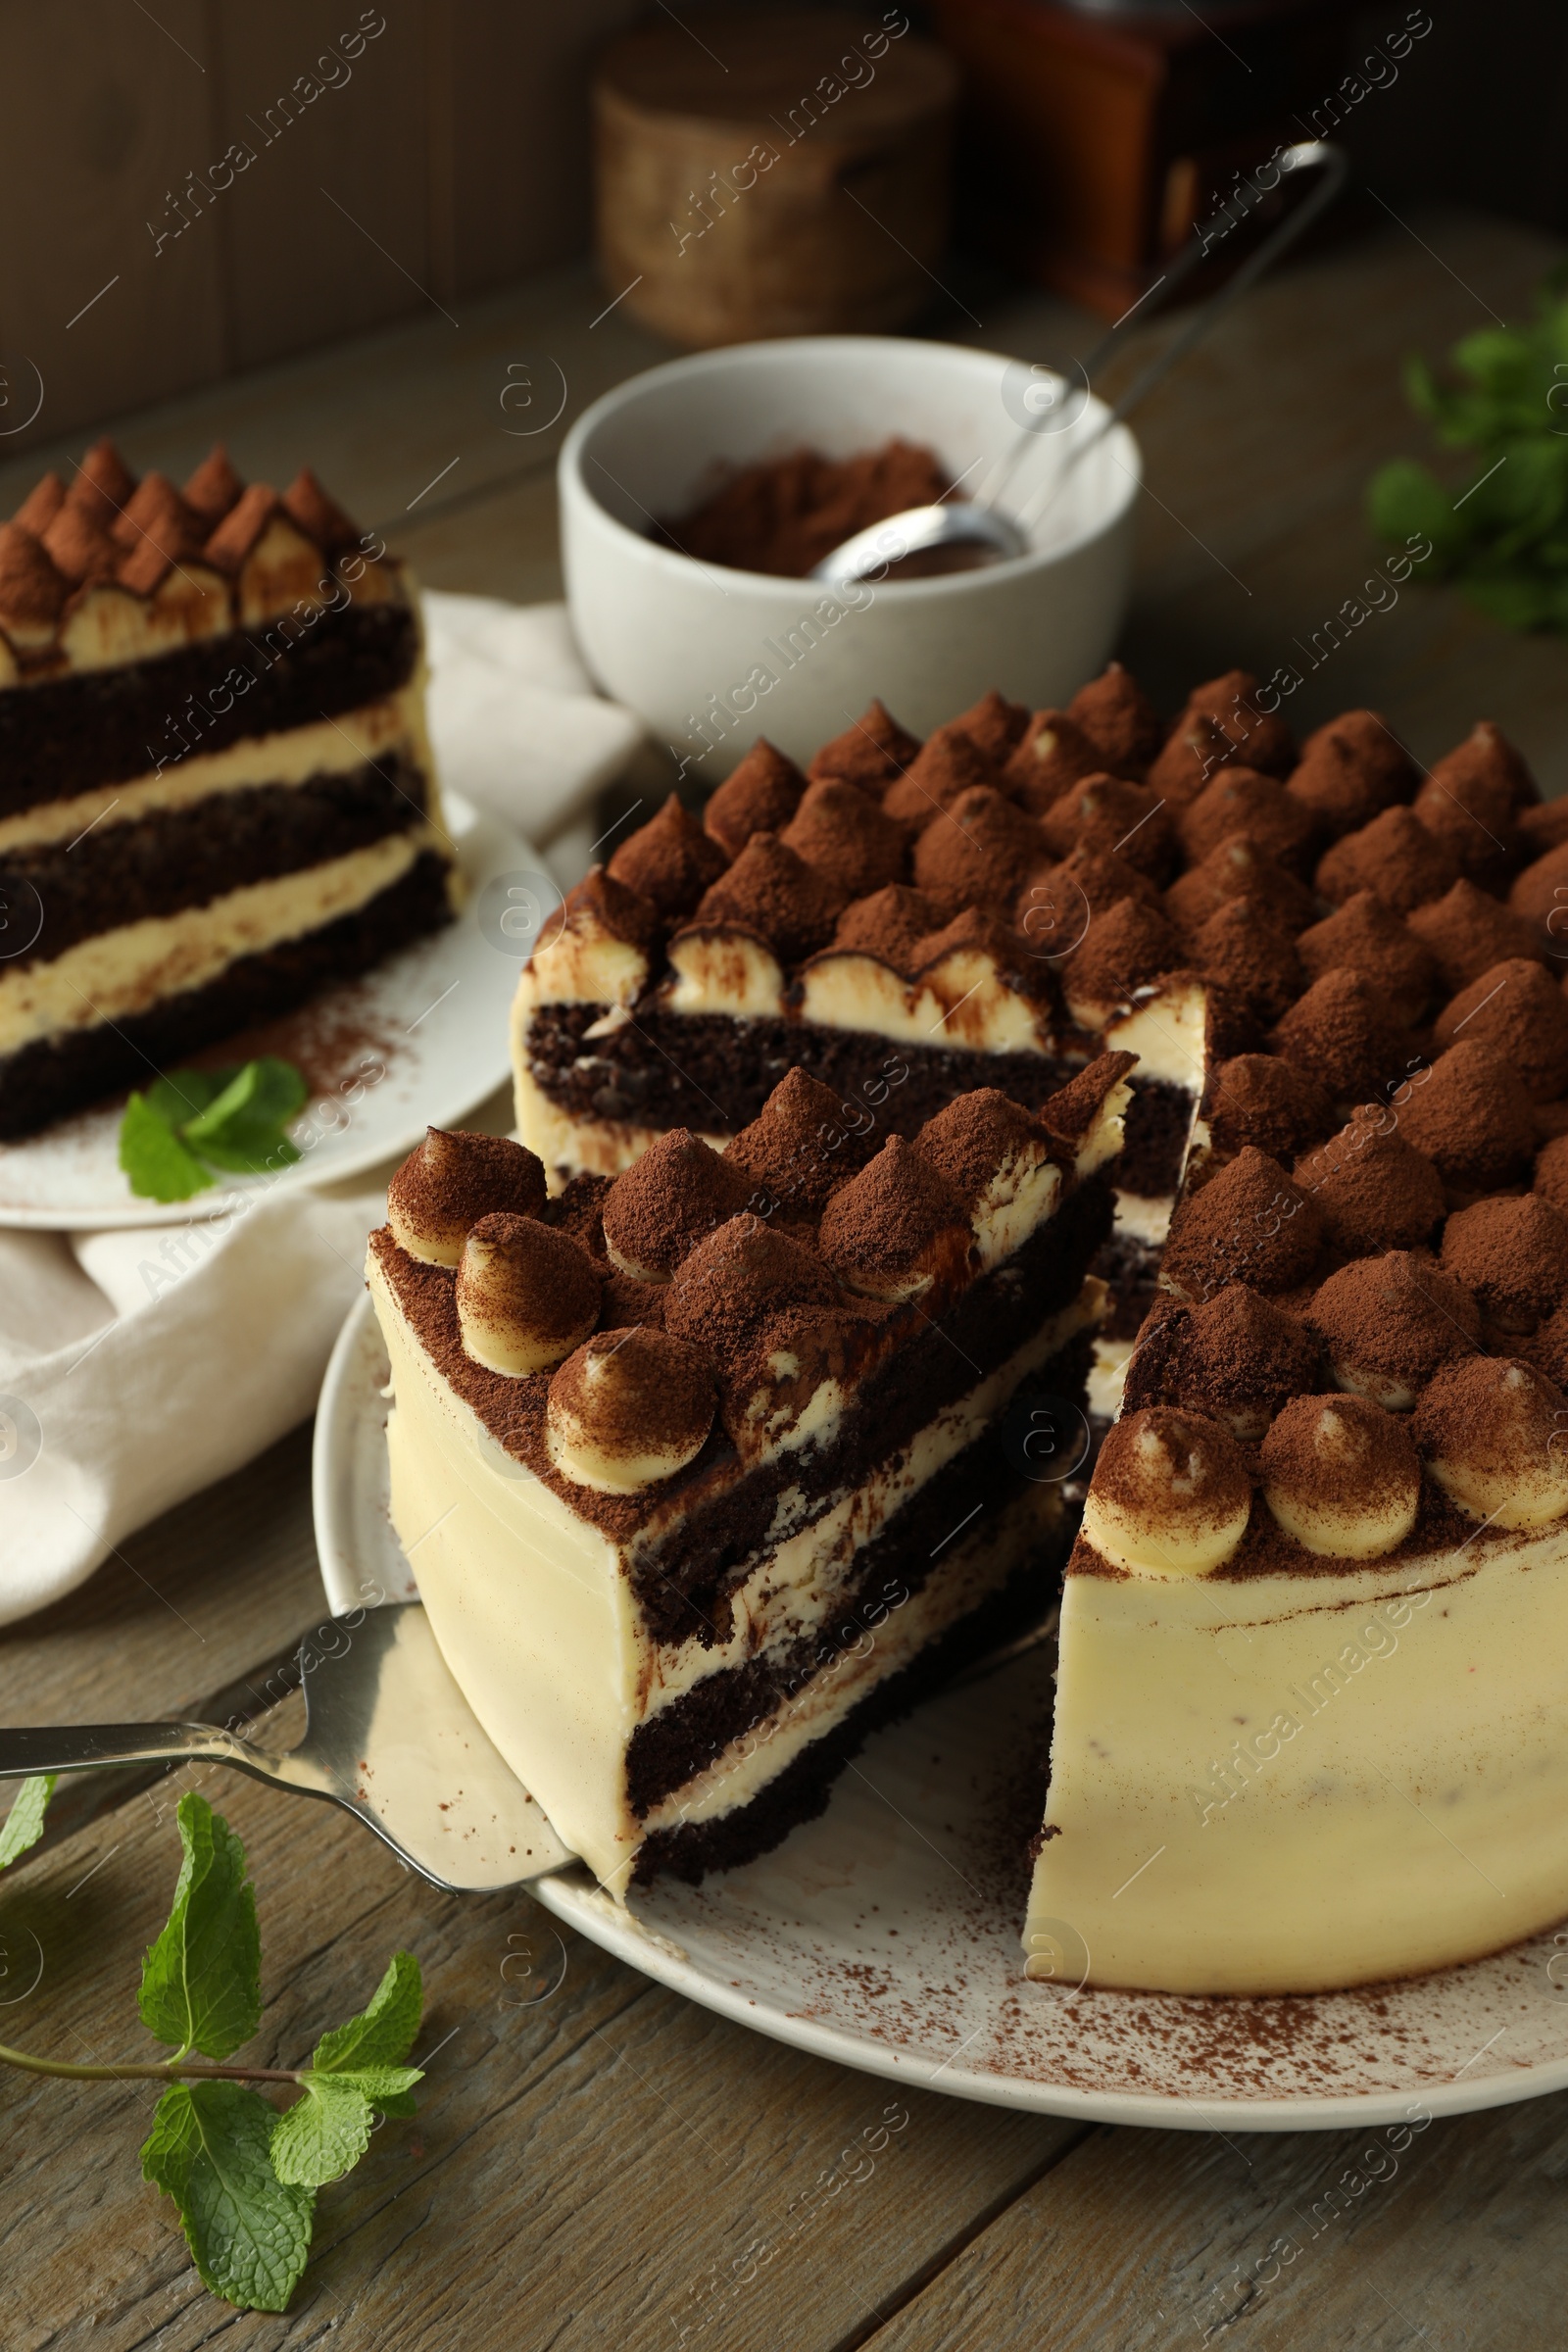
[{"xmin": 0, "ymin": 596, "xmax": 645, "ymax": 1628}]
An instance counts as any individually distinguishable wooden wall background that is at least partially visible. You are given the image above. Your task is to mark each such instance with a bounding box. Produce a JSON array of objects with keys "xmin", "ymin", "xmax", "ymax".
[{"xmin": 0, "ymin": 0, "xmax": 641, "ymax": 454}]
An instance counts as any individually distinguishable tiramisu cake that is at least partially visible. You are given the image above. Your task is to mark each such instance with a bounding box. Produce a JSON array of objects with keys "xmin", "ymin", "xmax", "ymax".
[
  {"xmin": 366, "ymin": 1057, "xmax": 1129, "ymax": 1891},
  {"xmin": 404, "ymin": 636, "xmax": 1568, "ymax": 1994},
  {"xmin": 0, "ymin": 438, "xmax": 453, "ymax": 1138},
  {"xmin": 513, "ymin": 674, "xmax": 1210, "ymax": 1401}
]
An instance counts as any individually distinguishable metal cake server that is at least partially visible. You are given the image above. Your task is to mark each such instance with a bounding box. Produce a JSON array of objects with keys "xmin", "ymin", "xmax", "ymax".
[
  {"xmin": 811, "ymin": 138, "xmax": 1349, "ymax": 587},
  {"xmin": 0, "ymin": 1602, "xmax": 576, "ymax": 1893}
]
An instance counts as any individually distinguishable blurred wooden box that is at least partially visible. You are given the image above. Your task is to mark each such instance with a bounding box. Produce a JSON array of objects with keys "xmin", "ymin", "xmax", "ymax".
[
  {"xmin": 592, "ymin": 8, "xmax": 957, "ymax": 349},
  {"xmin": 0, "ymin": 0, "xmax": 640, "ymax": 453},
  {"xmin": 932, "ymin": 0, "xmax": 1364, "ymax": 318}
]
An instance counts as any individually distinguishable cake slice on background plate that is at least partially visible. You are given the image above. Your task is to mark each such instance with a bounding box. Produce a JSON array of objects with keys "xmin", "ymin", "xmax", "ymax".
[
  {"xmin": 367, "ymin": 1056, "xmax": 1131, "ymax": 1892},
  {"xmin": 0, "ymin": 439, "xmax": 454, "ymax": 1139}
]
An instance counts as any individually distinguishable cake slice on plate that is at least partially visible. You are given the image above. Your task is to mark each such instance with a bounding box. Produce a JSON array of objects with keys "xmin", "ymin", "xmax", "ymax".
[
  {"xmin": 367, "ymin": 1057, "xmax": 1131, "ymax": 1891},
  {"xmin": 511, "ymin": 680, "xmax": 1213, "ymax": 1412},
  {"xmin": 0, "ymin": 439, "xmax": 454, "ymax": 1138}
]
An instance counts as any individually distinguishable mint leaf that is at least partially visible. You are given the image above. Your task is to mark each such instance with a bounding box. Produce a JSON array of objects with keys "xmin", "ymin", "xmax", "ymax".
[
  {"xmin": 0, "ymin": 1774, "xmax": 54, "ymax": 1868},
  {"xmin": 120, "ymin": 1093, "xmax": 214, "ymax": 1203},
  {"xmin": 146, "ymin": 1069, "xmax": 232, "ymax": 1127},
  {"xmin": 181, "ymin": 1057, "xmax": 308, "ymax": 1175},
  {"xmin": 189, "ymin": 1126, "xmax": 301, "ymax": 1176},
  {"xmin": 234, "ymin": 1055, "xmax": 308, "ymax": 1130},
  {"xmin": 270, "ymin": 2065, "xmax": 420, "ymax": 2187},
  {"xmin": 121, "ymin": 1057, "xmax": 309, "ymax": 1196},
  {"xmin": 311, "ymin": 1950, "xmax": 423, "ymax": 2075},
  {"xmin": 138, "ymin": 1794, "xmax": 261, "ymax": 2060},
  {"xmin": 141, "ymin": 2081, "xmax": 314, "ymax": 2312},
  {"xmin": 179, "ymin": 1061, "xmax": 263, "ymax": 1144},
  {"xmin": 183, "ymin": 1057, "xmax": 307, "ymax": 1149},
  {"xmin": 1371, "ymin": 273, "xmax": 1568, "ymax": 633}
]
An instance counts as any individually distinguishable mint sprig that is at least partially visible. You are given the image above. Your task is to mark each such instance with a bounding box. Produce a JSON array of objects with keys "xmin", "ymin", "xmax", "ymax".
[
  {"xmin": 1368, "ymin": 266, "xmax": 1568, "ymax": 631},
  {"xmin": 120, "ymin": 1057, "xmax": 309, "ymax": 1202},
  {"xmin": 0, "ymin": 1788, "xmax": 423, "ymax": 2315}
]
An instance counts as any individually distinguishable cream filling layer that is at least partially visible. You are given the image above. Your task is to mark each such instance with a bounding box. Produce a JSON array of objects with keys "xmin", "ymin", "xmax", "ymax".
[
  {"xmin": 0, "ymin": 826, "xmax": 441, "ymax": 1055},
  {"xmin": 799, "ymin": 949, "xmax": 1052, "ymax": 1054},
  {"xmin": 1109, "ymin": 1189, "xmax": 1173, "ymax": 1249},
  {"xmin": 1028, "ymin": 1535, "xmax": 1568, "ymax": 1994},
  {"xmin": 640, "ymin": 1482, "xmax": 1061, "ymax": 1837},
  {"xmin": 0, "ymin": 687, "xmax": 434, "ymax": 856},
  {"xmin": 370, "ymin": 1248, "xmax": 1097, "ymax": 1889},
  {"xmin": 1102, "ymin": 976, "xmax": 1208, "ymax": 1093}
]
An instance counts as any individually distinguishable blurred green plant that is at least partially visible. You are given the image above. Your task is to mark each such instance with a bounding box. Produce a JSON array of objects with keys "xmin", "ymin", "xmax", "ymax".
[{"xmin": 1367, "ymin": 266, "xmax": 1568, "ymax": 630}]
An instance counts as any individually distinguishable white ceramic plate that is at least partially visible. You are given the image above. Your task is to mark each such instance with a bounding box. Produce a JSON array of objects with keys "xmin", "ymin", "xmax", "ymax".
[
  {"xmin": 315, "ymin": 1291, "xmax": 1568, "ymax": 2132},
  {"xmin": 0, "ymin": 793, "xmax": 543, "ymax": 1230}
]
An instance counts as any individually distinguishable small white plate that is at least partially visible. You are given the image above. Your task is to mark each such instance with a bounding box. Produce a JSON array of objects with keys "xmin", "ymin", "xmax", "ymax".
[
  {"xmin": 0, "ymin": 793, "xmax": 546, "ymax": 1230},
  {"xmin": 315, "ymin": 1290, "xmax": 1568, "ymax": 2132}
]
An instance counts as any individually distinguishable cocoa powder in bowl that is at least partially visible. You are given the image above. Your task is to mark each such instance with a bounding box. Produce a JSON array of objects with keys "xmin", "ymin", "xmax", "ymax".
[{"xmin": 662, "ymin": 438, "xmax": 951, "ymax": 579}]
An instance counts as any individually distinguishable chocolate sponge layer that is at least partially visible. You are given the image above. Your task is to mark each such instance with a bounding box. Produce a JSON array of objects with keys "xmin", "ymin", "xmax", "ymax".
[{"xmin": 0, "ymin": 600, "xmax": 419, "ymax": 820}]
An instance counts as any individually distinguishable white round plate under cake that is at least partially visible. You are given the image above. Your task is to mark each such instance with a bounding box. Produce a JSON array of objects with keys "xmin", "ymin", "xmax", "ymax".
[
  {"xmin": 315, "ymin": 1289, "xmax": 1568, "ymax": 2132},
  {"xmin": 0, "ymin": 792, "xmax": 541, "ymax": 1230}
]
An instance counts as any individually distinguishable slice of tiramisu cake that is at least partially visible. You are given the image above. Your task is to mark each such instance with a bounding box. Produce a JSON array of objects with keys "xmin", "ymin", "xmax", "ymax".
[
  {"xmin": 512, "ymin": 673, "xmax": 1211, "ymax": 1404},
  {"xmin": 367, "ymin": 1057, "xmax": 1130, "ymax": 1891},
  {"xmin": 0, "ymin": 439, "xmax": 453, "ymax": 1137}
]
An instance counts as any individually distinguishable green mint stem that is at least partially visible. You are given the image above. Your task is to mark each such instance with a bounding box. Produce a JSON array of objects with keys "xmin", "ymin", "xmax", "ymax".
[{"xmin": 0, "ymin": 2040, "xmax": 304, "ymax": 2085}]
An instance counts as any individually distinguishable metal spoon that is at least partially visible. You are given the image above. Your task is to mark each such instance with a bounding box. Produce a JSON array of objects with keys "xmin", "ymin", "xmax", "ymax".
[
  {"xmin": 0, "ymin": 1602, "xmax": 575, "ymax": 1893},
  {"xmin": 811, "ymin": 138, "xmax": 1349, "ymax": 587}
]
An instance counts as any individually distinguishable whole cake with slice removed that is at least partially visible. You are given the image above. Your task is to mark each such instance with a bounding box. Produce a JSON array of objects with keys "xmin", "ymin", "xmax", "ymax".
[
  {"xmin": 0, "ymin": 438, "xmax": 454, "ymax": 1139},
  {"xmin": 447, "ymin": 646, "xmax": 1568, "ymax": 1992},
  {"xmin": 366, "ymin": 1056, "xmax": 1130, "ymax": 1892}
]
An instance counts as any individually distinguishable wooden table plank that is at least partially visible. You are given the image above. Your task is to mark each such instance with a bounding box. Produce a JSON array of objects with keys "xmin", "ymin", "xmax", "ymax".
[
  {"xmin": 0, "ymin": 1757, "xmax": 1087, "ymax": 2352},
  {"xmin": 0, "ymin": 260, "xmax": 673, "ymax": 547},
  {"xmin": 856, "ymin": 2087, "xmax": 1568, "ymax": 2351}
]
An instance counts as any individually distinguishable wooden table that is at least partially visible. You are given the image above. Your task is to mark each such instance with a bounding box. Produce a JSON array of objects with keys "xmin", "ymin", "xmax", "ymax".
[{"xmin": 4, "ymin": 207, "xmax": 1568, "ymax": 2350}]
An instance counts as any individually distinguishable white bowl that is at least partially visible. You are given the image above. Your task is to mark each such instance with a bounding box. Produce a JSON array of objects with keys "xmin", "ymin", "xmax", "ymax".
[{"xmin": 559, "ymin": 335, "xmax": 1142, "ymax": 776}]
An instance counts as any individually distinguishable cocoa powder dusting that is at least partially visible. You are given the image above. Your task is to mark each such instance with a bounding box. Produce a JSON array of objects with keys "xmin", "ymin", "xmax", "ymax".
[{"xmin": 1407, "ymin": 877, "xmax": 1545, "ymax": 994}]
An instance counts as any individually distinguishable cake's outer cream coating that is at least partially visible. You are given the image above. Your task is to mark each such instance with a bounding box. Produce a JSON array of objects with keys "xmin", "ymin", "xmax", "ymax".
[
  {"xmin": 1028, "ymin": 1534, "xmax": 1568, "ymax": 1993},
  {"xmin": 369, "ymin": 1240, "xmax": 1094, "ymax": 1891}
]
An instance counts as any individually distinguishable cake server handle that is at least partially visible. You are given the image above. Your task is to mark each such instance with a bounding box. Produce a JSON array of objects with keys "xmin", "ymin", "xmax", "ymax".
[
  {"xmin": 0, "ymin": 1604, "xmax": 580, "ymax": 1893},
  {"xmin": 0, "ymin": 1721, "xmax": 293, "ymax": 1782}
]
